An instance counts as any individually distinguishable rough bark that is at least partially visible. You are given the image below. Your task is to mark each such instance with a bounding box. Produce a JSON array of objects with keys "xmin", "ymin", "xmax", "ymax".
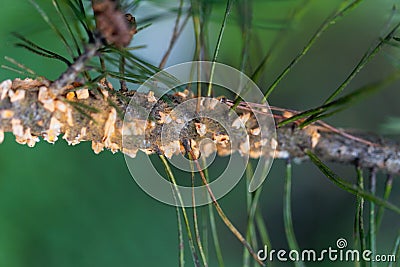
[{"xmin": 0, "ymin": 78, "xmax": 399, "ymax": 176}]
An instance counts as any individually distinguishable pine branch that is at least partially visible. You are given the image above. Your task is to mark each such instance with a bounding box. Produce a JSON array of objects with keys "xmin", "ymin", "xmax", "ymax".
[{"xmin": 0, "ymin": 77, "xmax": 399, "ymax": 176}]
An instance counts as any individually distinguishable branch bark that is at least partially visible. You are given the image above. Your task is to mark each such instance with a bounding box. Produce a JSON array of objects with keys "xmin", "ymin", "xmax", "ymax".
[{"xmin": 0, "ymin": 78, "xmax": 399, "ymax": 176}]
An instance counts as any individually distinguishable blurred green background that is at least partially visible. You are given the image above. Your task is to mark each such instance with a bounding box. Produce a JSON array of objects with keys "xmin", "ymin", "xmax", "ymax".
[{"xmin": 0, "ymin": 0, "xmax": 399, "ymax": 266}]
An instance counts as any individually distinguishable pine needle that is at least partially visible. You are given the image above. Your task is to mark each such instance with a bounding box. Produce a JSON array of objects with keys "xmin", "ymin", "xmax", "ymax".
[
  {"xmin": 263, "ymin": 0, "xmax": 365, "ymax": 101},
  {"xmin": 283, "ymin": 159, "xmax": 305, "ymax": 267},
  {"xmin": 306, "ymin": 150, "xmax": 400, "ymax": 214}
]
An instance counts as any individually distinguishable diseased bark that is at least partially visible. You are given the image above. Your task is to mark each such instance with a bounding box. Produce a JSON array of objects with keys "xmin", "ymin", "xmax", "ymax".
[
  {"xmin": 0, "ymin": 78, "xmax": 399, "ymax": 176},
  {"xmin": 276, "ymin": 124, "xmax": 400, "ymax": 174}
]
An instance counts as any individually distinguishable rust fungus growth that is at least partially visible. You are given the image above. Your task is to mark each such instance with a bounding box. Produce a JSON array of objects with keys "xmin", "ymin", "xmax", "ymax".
[
  {"xmin": 43, "ymin": 117, "xmax": 63, "ymax": 144},
  {"xmin": 147, "ymin": 91, "xmax": 157, "ymax": 103},
  {"xmin": 250, "ymin": 127, "xmax": 261, "ymax": 136},
  {"xmin": 305, "ymin": 126, "xmax": 321, "ymax": 148},
  {"xmin": 92, "ymin": 141, "xmax": 105, "ymax": 154},
  {"xmin": 0, "ymin": 77, "xmax": 400, "ymax": 175},
  {"xmin": 103, "ymin": 108, "xmax": 117, "ymax": 145},
  {"xmin": 162, "ymin": 140, "xmax": 181, "ymax": 159},
  {"xmin": 1, "ymin": 110, "xmax": 14, "ymax": 119},
  {"xmin": 0, "ymin": 79, "xmax": 11, "ymax": 100},
  {"xmin": 213, "ymin": 133, "xmax": 230, "ymax": 147},
  {"xmin": 15, "ymin": 128, "xmax": 39, "ymax": 148},
  {"xmin": 239, "ymin": 136, "xmax": 250, "ymax": 155},
  {"xmin": 11, "ymin": 119, "xmax": 23, "ymax": 137},
  {"xmin": 39, "ymin": 86, "xmax": 55, "ymax": 112},
  {"xmin": 200, "ymin": 140, "xmax": 216, "ymax": 158},
  {"xmin": 122, "ymin": 147, "xmax": 139, "ymax": 158},
  {"xmin": 66, "ymin": 92, "xmax": 76, "ymax": 100},
  {"xmin": 195, "ymin": 122, "xmax": 207, "ymax": 137},
  {"xmin": 158, "ymin": 111, "xmax": 172, "ymax": 124},
  {"xmin": 76, "ymin": 89, "xmax": 89, "ymax": 100},
  {"xmin": 0, "ymin": 128, "xmax": 4, "ymax": 144},
  {"xmin": 232, "ymin": 113, "xmax": 251, "ymax": 129},
  {"xmin": 9, "ymin": 89, "xmax": 25, "ymax": 102}
]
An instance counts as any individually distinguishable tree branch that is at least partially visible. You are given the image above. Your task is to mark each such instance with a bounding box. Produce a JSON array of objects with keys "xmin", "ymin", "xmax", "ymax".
[{"xmin": 0, "ymin": 78, "xmax": 399, "ymax": 176}]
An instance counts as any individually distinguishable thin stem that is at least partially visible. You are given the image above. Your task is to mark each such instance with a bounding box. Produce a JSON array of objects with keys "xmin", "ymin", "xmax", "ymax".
[
  {"xmin": 175, "ymin": 196, "xmax": 185, "ymax": 267},
  {"xmin": 376, "ymin": 174, "xmax": 393, "ymax": 232},
  {"xmin": 29, "ymin": 0, "xmax": 74, "ymax": 57},
  {"xmin": 3, "ymin": 56, "xmax": 36, "ymax": 77},
  {"xmin": 255, "ymin": 211, "xmax": 271, "ymax": 254},
  {"xmin": 238, "ymin": 0, "xmax": 252, "ymax": 76},
  {"xmin": 306, "ymin": 150, "xmax": 400, "ymax": 214},
  {"xmin": 191, "ymin": 0, "xmax": 202, "ymax": 112},
  {"xmin": 206, "ymin": 0, "xmax": 232, "ymax": 97},
  {"xmin": 13, "ymin": 33, "xmax": 71, "ymax": 66},
  {"xmin": 250, "ymin": 0, "xmax": 311, "ymax": 83},
  {"xmin": 354, "ymin": 166, "xmax": 366, "ymax": 267},
  {"xmin": 283, "ymin": 159, "xmax": 305, "ymax": 267},
  {"xmin": 50, "ymin": 39, "xmax": 103, "ymax": 95},
  {"xmin": 324, "ymin": 21, "xmax": 400, "ymax": 103},
  {"xmin": 388, "ymin": 232, "xmax": 400, "ymax": 267},
  {"xmin": 369, "ymin": 169, "xmax": 377, "ymax": 267},
  {"xmin": 301, "ymin": 20, "xmax": 400, "ymax": 126},
  {"xmin": 159, "ymin": 0, "xmax": 185, "ymax": 69},
  {"xmin": 189, "ymin": 156, "xmax": 208, "ymax": 267},
  {"xmin": 52, "ymin": 0, "xmax": 82, "ymax": 56},
  {"xmin": 201, "ymin": 206, "xmax": 208, "ymax": 262},
  {"xmin": 119, "ymin": 55, "xmax": 128, "ymax": 91},
  {"xmin": 278, "ymin": 70, "xmax": 400, "ymax": 128},
  {"xmin": 263, "ymin": 0, "xmax": 364, "ymax": 101},
  {"xmin": 243, "ymin": 163, "xmax": 259, "ymax": 267},
  {"xmin": 159, "ymin": 155, "xmax": 201, "ymax": 267},
  {"xmin": 188, "ymin": 150, "xmax": 265, "ymax": 267},
  {"xmin": 202, "ymin": 157, "xmax": 225, "ymax": 267},
  {"xmin": 162, "ymin": 156, "xmax": 186, "ymax": 267}
]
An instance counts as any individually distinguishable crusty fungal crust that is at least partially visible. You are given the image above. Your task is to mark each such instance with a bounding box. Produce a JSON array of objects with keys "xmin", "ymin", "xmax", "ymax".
[
  {"xmin": 1, "ymin": 110, "xmax": 14, "ymax": 119},
  {"xmin": 0, "ymin": 78, "xmax": 275, "ymax": 160},
  {"xmin": 76, "ymin": 89, "xmax": 89, "ymax": 100},
  {"xmin": 39, "ymin": 86, "xmax": 55, "ymax": 112},
  {"xmin": 11, "ymin": 119, "xmax": 23, "ymax": 137},
  {"xmin": 147, "ymin": 91, "xmax": 157, "ymax": 103},
  {"xmin": 92, "ymin": 141, "xmax": 105, "ymax": 154},
  {"xmin": 1, "ymin": 78, "xmax": 400, "ymax": 175},
  {"xmin": 0, "ymin": 79, "xmax": 11, "ymax": 100},
  {"xmin": 195, "ymin": 123, "xmax": 207, "ymax": 137},
  {"xmin": 102, "ymin": 108, "xmax": 120, "ymax": 153},
  {"xmin": 43, "ymin": 117, "xmax": 63, "ymax": 143},
  {"xmin": 161, "ymin": 140, "xmax": 181, "ymax": 159},
  {"xmin": 9, "ymin": 89, "xmax": 25, "ymax": 103},
  {"xmin": 0, "ymin": 128, "xmax": 3, "ymax": 144},
  {"xmin": 232, "ymin": 113, "xmax": 251, "ymax": 129},
  {"xmin": 15, "ymin": 128, "xmax": 40, "ymax": 147}
]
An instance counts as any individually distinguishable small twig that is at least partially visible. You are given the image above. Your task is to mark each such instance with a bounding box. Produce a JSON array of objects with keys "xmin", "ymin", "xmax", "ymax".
[
  {"xmin": 159, "ymin": 0, "xmax": 186, "ymax": 69},
  {"xmin": 119, "ymin": 55, "xmax": 128, "ymax": 91},
  {"xmin": 50, "ymin": 39, "xmax": 102, "ymax": 95}
]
